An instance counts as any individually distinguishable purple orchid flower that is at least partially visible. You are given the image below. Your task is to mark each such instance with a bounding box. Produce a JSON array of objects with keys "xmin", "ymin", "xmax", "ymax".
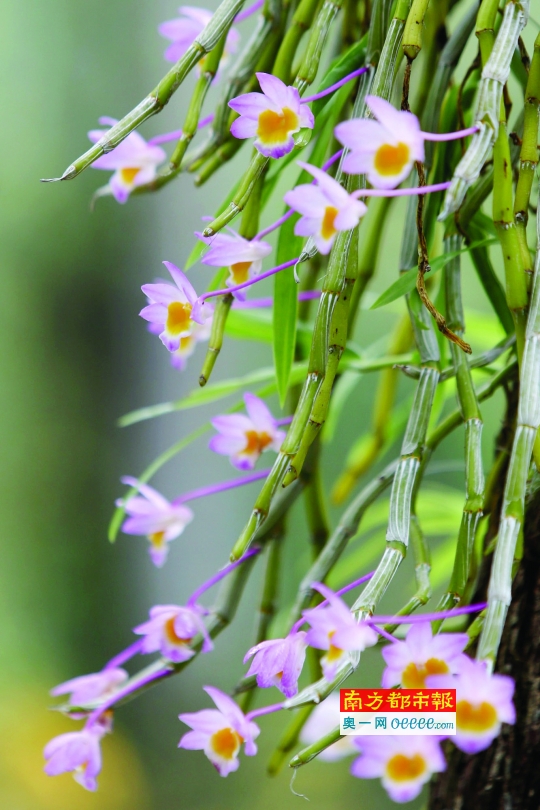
[
  {"xmin": 133, "ymin": 603, "xmax": 212, "ymax": 663},
  {"xmin": 179, "ymin": 686, "xmax": 260, "ymax": 776},
  {"xmin": 43, "ymin": 714, "xmax": 112, "ymax": 791},
  {"xmin": 229, "ymin": 72, "xmax": 314, "ymax": 159},
  {"xmin": 140, "ymin": 261, "xmax": 213, "ymax": 353},
  {"xmin": 198, "ymin": 229, "xmax": 272, "ymax": 300},
  {"xmin": 303, "ymin": 583, "xmax": 378, "ymax": 681},
  {"xmin": 427, "ymin": 655, "xmax": 515, "ymax": 754},
  {"xmin": 50, "ymin": 668, "xmax": 128, "ymax": 705},
  {"xmin": 334, "ymin": 95, "xmax": 425, "ymax": 189},
  {"xmin": 88, "ymin": 118, "xmax": 166, "ymax": 203},
  {"xmin": 243, "ymin": 631, "xmax": 307, "ymax": 698},
  {"xmin": 159, "ymin": 6, "xmax": 239, "ymax": 70},
  {"xmin": 381, "ymin": 622, "xmax": 468, "ymax": 688},
  {"xmin": 284, "ymin": 161, "xmax": 367, "ymax": 254},
  {"xmin": 351, "ymin": 734, "xmax": 446, "ymax": 803},
  {"xmin": 118, "ymin": 476, "xmax": 194, "ymax": 567},
  {"xmin": 209, "ymin": 392, "xmax": 285, "ymax": 470}
]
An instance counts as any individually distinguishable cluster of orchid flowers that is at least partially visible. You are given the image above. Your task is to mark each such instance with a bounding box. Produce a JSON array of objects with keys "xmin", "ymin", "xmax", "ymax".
[
  {"xmin": 45, "ymin": 554, "xmax": 515, "ymax": 802},
  {"xmin": 91, "ymin": 43, "xmax": 476, "ymax": 378},
  {"xmin": 43, "ymin": 6, "xmax": 516, "ymax": 804}
]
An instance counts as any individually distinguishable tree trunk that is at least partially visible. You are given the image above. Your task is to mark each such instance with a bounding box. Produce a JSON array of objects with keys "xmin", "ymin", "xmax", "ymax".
[{"xmin": 428, "ymin": 475, "xmax": 540, "ymax": 809}]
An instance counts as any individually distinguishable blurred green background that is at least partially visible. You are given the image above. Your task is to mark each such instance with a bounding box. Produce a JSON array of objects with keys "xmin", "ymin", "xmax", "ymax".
[{"xmin": 1, "ymin": 1, "xmax": 534, "ymax": 808}]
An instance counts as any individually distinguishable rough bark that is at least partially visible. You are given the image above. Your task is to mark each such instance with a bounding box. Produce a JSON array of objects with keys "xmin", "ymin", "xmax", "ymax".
[{"xmin": 428, "ymin": 472, "xmax": 540, "ymax": 810}]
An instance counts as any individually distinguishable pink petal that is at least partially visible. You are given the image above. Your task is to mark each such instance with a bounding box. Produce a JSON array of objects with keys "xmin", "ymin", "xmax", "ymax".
[{"xmin": 230, "ymin": 117, "xmax": 259, "ymax": 139}]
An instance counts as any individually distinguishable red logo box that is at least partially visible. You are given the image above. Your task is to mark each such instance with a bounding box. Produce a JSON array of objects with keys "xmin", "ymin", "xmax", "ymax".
[{"xmin": 340, "ymin": 688, "xmax": 456, "ymax": 713}]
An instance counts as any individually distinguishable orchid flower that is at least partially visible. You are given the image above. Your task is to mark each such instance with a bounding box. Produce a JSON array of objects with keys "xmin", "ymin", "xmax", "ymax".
[
  {"xmin": 50, "ymin": 669, "xmax": 128, "ymax": 706},
  {"xmin": 229, "ymin": 73, "xmax": 314, "ymax": 158},
  {"xmin": 179, "ymin": 686, "xmax": 260, "ymax": 776},
  {"xmin": 303, "ymin": 583, "xmax": 378, "ymax": 681},
  {"xmin": 427, "ymin": 656, "xmax": 515, "ymax": 754},
  {"xmin": 351, "ymin": 735, "xmax": 446, "ymax": 803},
  {"xmin": 118, "ymin": 476, "xmax": 194, "ymax": 567},
  {"xmin": 243, "ymin": 631, "xmax": 307, "ymax": 698},
  {"xmin": 159, "ymin": 6, "xmax": 239, "ymax": 71},
  {"xmin": 140, "ymin": 261, "xmax": 212, "ymax": 353},
  {"xmin": 335, "ymin": 95, "xmax": 424, "ymax": 188},
  {"xmin": 198, "ymin": 229, "xmax": 272, "ymax": 299},
  {"xmin": 88, "ymin": 118, "xmax": 166, "ymax": 202},
  {"xmin": 133, "ymin": 604, "xmax": 212, "ymax": 663},
  {"xmin": 43, "ymin": 714, "xmax": 112, "ymax": 791},
  {"xmin": 284, "ymin": 161, "xmax": 367, "ymax": 253},
  {"xmin": 381, "ymin": 622, "xmax": 468, "ymax": 688},
  {"xmin": 209, "ymin": 392, "xmax": 286, "ymax": 470}
]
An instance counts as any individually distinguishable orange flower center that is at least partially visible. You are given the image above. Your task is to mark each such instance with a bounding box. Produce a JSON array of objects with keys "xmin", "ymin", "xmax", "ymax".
[
  {"xmin": 166, "ymin": 301, "xmax": 193, "ymax": 335},
  {"xmin": 401, "ymin": 658, "xmax": 450, "ymax": 688},
  {"xmin": 326, "ymin": 643, "xmax": 343, "ymax": 662},
  {"xmin": 457, "ymin": 700, "xmax": 498, "ymax": 733},
  {"xmin": 257, "ymin": 107, "xmax": 299, "ymax": 145},
  {"xmin": 210, "ymin": 727, "xmax": 243, "ymax": 760},
  {"xmin": 120, "ymin": 167, "xmax": 141, "ymax": 184},
  {"xmin": 386, "ymin": 753, "xmax": 426, "ymax": 782},
  {"xmin": 373, "ymin": 142, "xmax": 410, "ymax": 176},
  {"xmin": 230, "ymin": 261, "xmax": 252, "ymax": 284},
  {"xmin": 321, "ymin": 206, "xmax": 339, "ymax": 240},
  {"xmin": 243, "ymin": 430, "xmax": 273, "ymax": 454},
  {"xmin": 164, "ymin": 616, "xmax": 192, "ymax": 646},
  {"xmin": 179, "ymin": 335, "xmax": 195, "ymax": 352},
  {"xmin": 149, "ymin": 531, "xmax": 165, "ymax": 548}
]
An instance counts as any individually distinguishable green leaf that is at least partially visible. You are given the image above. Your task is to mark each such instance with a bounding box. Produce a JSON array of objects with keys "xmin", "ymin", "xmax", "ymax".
[
  {"xmin": 225, "ymin": 308, "xmax": 274, "ymax": 343},
  {"xmin": 370, "ymin": 238, "xmax": 497, "ymax": 310},
  {"xmin": 273, "ymin": 208, "xmax": 303, "ymax": 405},
  {"xmin": 118, "ymin": 362, "xmax": 309, "ymax": 427}
]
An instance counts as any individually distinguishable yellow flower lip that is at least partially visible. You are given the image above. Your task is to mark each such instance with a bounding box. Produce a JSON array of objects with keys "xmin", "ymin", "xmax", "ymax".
[
  {"xmin": 257, "ymin": 107, "xmax": 299, "ymax": 145},
  {"xmin": 120, "ymin": 167, "xmax": 141, "ymax": 184},
  {"xmin": 166, "ymin": 301, "xmax": 193, "ymax": 335},
  {"xmin": 321, "ymin": 206, "xmax": 339, "ymax": 240},
  {"xmin": 210, "ymin": 727, "xmax": 242, "ymax": 760},
  {"xmin": 230, "ymin": 261, "xmax": 252, "ymax": 284},
  {"xmin": 373, "ymin": 142, "xmax": 410, "ymax": 176},
  {"xmin": 401, "ymin": 658, "xmax": 450, "ymax": 689},
  {"xmin": 457, "ymin": 700, "xmax": 498, "ymax": 733},
  {"xmin": 386, "ymin": 753, "xmax": 426, "ymax": 782}
]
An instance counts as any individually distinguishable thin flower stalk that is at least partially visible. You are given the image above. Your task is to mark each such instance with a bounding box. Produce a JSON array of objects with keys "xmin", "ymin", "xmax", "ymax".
[
  {"xmin": 477, "ymin": 198, "xmax": 540, "ymax": 667},
  {"xmin": 42, "ymin": 0, "xmax": 247, "ymax": 183},
  {"xmin": 440, "ymin": 0, "xmax": 529, "ymax": 218}
]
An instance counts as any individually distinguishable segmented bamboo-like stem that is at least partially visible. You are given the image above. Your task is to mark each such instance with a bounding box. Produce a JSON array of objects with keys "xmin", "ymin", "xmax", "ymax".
[
  {"xmin": 199, "ymin": 172, "xmax": 264, "ymax": 385},
  {"xmin": 514, "ymin": 32, "xmax": 540, "ymax": 273},
  {"xmin": 42, "ymin": 0, "xmax": 247, "ymax": 182},
  {"xmin": 267, "ymin": 705, "xmax": 315, "ymax": 775},
  {"xmin": 477, "ymin": 193, "xmax": 540, "ymax": 667},
  {"xmin": 332, "ymin": 315, "xmax": 413, "ymax": 505},
  {"xmin": 437, "ymin": 234, "xmax": 485, "ymax": 614},
  {"xmin": 403, "ymin": 0, "xmax": 431, "ymax": 60},
  {"xmin": 281, "ymin": 227, "xmax": 359, "ymax": 486},
  {"xmin": 493, "ymin": 103, "xmax": 528, "ymax": 361},
  {"xmin": 289, "ymin": 725, "xmax": 342, "ymax": 768},
  {"xmin": 383, "ymin": 515, "xmax": 431, "ymax": 632},
  {"xmin": 440, "ymin": 0, "xmax": 529, "ymax": 218}
]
